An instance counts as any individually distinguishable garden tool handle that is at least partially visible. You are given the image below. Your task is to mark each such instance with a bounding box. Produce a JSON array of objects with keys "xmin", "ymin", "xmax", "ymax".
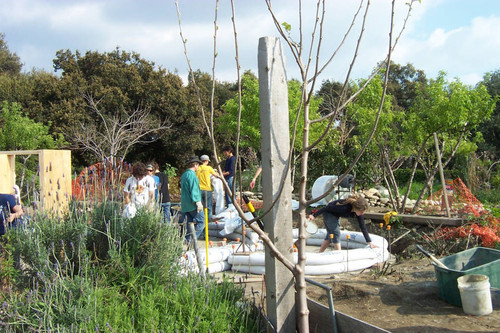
[
  {"xmin": 416, "ymin": 245, "xmax": 448, "ymax": 269},
  {"xmin": 242, "ymin": 194, "xmax": 264, "ymax": 230}
]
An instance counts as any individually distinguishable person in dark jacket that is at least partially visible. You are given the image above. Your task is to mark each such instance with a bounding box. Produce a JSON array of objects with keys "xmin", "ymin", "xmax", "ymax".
[
  {"xmin": 150, "ymin": 162, "xmax": 171, "ymax": 223},
  {"xmin": 222, "ymin": 146, "xmax": 236, "ymax": 206},
  {"xmin": 308, "ymin": 195, "xmax": 378, "ymax": 252},
  {"xmin": 0, "ymin": 193, "xmax": 23, "ymax": 236}
]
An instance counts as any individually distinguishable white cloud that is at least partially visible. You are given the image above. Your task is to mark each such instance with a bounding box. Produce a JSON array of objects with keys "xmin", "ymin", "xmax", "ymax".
[
  {"xmin": 1, "ymin": 0, "xmax": 498, "ymax": 86},
  {"xmin": 393, "ymin": 11, "xmax": 500, "ymax": 85}
]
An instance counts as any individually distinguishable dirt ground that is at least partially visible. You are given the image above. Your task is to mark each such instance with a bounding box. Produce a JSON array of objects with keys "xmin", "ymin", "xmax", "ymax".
[
  {"xmin": 306, "ymin": 258, "xmax": 500, "ymax": 332},
  {"xmin": 220, "ymin": 209, "xmax": 500, "ymax": 332},
  {"xmin": 304, "ymin": 209, "xmax": 499, "ymax": 332},
  {"xmin": 229, "ymin": 257, "xmax": 499, "ymax": 333}
]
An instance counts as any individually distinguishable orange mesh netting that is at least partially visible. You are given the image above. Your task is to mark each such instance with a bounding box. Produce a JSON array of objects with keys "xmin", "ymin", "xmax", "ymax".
[
  {"xmin": 425, "ymin": 178, "xmax": 487, "ymax": 217},
  {"xmin": 432, "ymin": 220, "xmax": 500, "ymax": 249},
  {"xmin": 72, "ymin": 159, "xmax": 132, "ymax": 201},
  {"xmin": 425, "ymin": 178, "xmax": 500, "ymax": 248}
]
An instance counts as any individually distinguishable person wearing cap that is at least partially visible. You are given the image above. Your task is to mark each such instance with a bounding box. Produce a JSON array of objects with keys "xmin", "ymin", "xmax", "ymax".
[
  {"xmin": 180, "ymin": 156, "xmax": 205, "ymax": 241},
  {"xmin": 196, "ymin": 154, "xmax": 220, "ymax": 221}
]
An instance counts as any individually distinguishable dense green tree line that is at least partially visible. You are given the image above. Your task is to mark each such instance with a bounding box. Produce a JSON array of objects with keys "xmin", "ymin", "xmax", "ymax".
[{"xmin": 0, "ymin": 34, "xmax": 498, "ymax": 197}]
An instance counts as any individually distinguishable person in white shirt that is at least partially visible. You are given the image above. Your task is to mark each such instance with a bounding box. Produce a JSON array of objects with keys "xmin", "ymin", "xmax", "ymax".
[{"xmin": 124, "ymin": 162, "xmax": 156, "ymax": 210}]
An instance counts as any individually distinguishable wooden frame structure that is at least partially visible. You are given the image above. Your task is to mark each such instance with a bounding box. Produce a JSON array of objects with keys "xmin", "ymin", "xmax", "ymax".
[{"xmin": 0, "ymin": 150, "xmax": 72, "ymax": 216}]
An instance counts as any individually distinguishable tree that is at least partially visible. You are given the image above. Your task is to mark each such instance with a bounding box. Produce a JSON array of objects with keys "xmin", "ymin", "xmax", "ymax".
[
  {"xmin": 370, "ymin": 73, "xmax": 496, "ymax": 212},
  {"xmin": 406, "ymin": 74, "xmax": 495, "ymax": 211},
  {"xmin": 480, "ymin": 70, "xmax": 500, "ymax": 158},
  {"xmin": 0, "ymin": 33, "xmax": 22, "ymax": 75},
  {"xmin": 0, "ymin": 101, "xmax": 65, "ymax": 151},
  {"xmin": 71, "ymin": 94, "xmax": 171, "ymax": 163},
  {"xmin": 217, "ymin": 71, "xmax": 324, "ymax": 153},
  {"xmin": 346, "ymin": 74, "xmax": 398, "ymax": 185},
  {"xmin": 474, "ymin": 70, "xmax": 500, "ymax": 190},
  {"xmin": 52, "ymin": 48, "xmax": 189, "ymax": 166},
  {"xmin": 216, "ymin": 71, "xmax": 261, "ymax": 150},
  {"xmin": 0, "ymin": 101, "xmax": 66, "ymax": 196},
  {"xmin": 386, "ymin": 62, "xmax": 427, "ymax": 110},
  {"xmin": 176, "ymin": 0, "xmax": 418, "ymax": 331}
]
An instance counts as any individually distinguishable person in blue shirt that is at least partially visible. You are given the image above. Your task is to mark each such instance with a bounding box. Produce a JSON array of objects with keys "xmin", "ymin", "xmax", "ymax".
[
  {"xmin": 222, "ymin": 146, "xmax": 236, "ymax": 206},
  {"xmin": 0, "ymin": 193, "xmax": 23, "ymax": 236},
  {"xmin": 146, "ymin": 163, "xmax": 160, "ymax": 200},
  {"xmin": 308, "ymin": 195, "xmax": 378, "ymax": 252}
]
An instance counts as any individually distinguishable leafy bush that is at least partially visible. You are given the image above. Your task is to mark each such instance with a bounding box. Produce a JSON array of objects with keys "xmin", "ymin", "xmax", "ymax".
[
  {"xmin": 393, "ymin": 169, "xmax": 427, "ymax": 183},
  {"xmin": 10, "ymin": 209, "xmax": 88, "ymax": 279},
  {"xmin": 474, "ymin": 188, "xmax": 500, "ymax": 205},
  {"xmin": 0, "ymin": 202, "xmax": 259, "ymax": 332}
]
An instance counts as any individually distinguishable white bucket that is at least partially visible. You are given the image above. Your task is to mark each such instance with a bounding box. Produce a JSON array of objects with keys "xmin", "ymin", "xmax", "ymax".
[
  {"xmin": 457, "ymin": 274, "xmax": 493, "ymax": 316},
  {"xmin": 304, "ymin": 221, "xmax": 318, "ymax": 238}
]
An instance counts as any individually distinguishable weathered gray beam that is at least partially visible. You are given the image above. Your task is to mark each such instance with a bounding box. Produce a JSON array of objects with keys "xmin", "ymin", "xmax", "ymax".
[
  {"xmin": 258, "ymin": 36, "xmax": 295, "ymax": 332},
  {"xmin": 364, "ymin": 212, "xmax": 463, "ymax": 226}
]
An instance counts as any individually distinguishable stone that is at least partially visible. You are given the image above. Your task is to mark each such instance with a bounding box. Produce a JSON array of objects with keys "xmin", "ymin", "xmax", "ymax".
[{"xmin": 380, "ymin": 197, "xmax": 390, "ymax": 204}]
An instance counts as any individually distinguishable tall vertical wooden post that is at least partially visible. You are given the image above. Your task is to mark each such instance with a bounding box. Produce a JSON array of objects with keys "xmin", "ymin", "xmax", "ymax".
[{"xmin": 258, "ymin": 36, "xmax": 295, "ymax": 332}]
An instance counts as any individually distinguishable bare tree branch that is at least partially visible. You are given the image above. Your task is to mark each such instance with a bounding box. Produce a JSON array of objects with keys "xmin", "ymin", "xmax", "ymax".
[{"xmin": 71, "ymin": 93, "xmax": 171, "ymax": 162}]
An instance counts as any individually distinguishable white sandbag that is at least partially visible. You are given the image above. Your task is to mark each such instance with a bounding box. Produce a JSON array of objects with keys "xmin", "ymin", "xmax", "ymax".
[
  {"xmin": 122, "ymin": 203, "xmax": 137, "ymax": 218},
  {"xmin": 212, "ymin": 177, "xmax": 225, "ymax": 215}
]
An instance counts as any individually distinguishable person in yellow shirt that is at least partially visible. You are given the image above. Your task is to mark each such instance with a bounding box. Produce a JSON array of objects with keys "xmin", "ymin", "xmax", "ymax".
[{"xmin": 196, "ymin": 155, "xmax": 220, "ymax": 220}]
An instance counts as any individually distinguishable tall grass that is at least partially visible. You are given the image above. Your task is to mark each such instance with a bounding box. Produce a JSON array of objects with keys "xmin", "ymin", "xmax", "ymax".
[{"xmin": 0, "ymin": 200, "xmax": 260, "ymax": 332}]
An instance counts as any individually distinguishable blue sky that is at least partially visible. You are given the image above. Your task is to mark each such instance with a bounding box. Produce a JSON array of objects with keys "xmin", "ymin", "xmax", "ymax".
[{"xmin": 1, "ymin": 0, "xmax": 499, "ymax": 86}]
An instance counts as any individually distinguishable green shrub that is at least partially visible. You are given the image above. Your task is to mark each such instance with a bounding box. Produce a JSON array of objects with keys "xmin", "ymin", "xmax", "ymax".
[
  {"xmin": 393, "ymin": 168, "xmax": 427, "ymax": 184},
  {"xmin": 10, "ymin": 209, "xmax": 88, "ymax": 279},
  {"xmin": 86, "ymin": 200, "xmax": 122, "ymax": 261},
  {"xmin": 474, "ymin": 189, "xmax": 500, "ymax": 205},
  {"xmin": 0, "ymin": 201, "xmax": 259, "ymax": 332}
]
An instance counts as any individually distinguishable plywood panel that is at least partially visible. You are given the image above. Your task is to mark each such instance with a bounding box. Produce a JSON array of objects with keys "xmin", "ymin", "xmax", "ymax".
[
  {"xmin": 0, "ymin": 154, "xmax": 15, "ymax": 193},
  {"xmin": 39, "ymin": 150, "xmax": 72, "ymax": 216}
]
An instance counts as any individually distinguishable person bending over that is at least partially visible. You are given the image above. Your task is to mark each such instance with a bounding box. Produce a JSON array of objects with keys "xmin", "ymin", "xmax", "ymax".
[{"xmin": 308, "ymin": 195, "xmax": 378, "ymax": 252}]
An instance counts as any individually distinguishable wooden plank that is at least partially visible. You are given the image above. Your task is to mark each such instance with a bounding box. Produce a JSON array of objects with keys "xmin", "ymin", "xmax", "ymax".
[
  {"xmin": 0, "ymin": 150, "xmax": 41, "ymax": 155},
  {"xmin": 364, "ymin": 212, "xmax": 463, "ymax": 226},
  {"xmin": 0, "ymin": 154, "xmax": 15, "ymax": 193},
  {"xmin": 307, "ymin": 299, "xmax": 390, "ymax": 333}
]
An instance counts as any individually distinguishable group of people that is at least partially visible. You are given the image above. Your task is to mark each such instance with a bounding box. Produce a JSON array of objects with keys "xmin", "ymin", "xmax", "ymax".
[
  {"xmin": 123, "ymin": 161, "xmax": 171, "ymax": 222},
  {"xmin": 2, "ymin": 149, "xmax": 376, "ymax": 254},
  {"xmin": 121, "ymin": 146, "xmax": 377, "ymax": 250},
  {"xmin": 122, "ymin": 146, "xmax": 237, "ymax": 242},
  {"xmin": 179, "ymin": 146, "xmax": 236, "ymax": 241}
]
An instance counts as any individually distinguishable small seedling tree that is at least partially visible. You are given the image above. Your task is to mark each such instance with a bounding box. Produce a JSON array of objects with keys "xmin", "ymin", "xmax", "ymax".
[{"xmin": 175, "ymin": 0, "xmax": 417, "ymax": 331}]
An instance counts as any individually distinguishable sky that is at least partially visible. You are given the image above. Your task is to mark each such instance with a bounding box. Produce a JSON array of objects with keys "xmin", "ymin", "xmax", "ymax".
[{"xmin": 1, "ymin": 0, "xmax": 499, "ymax": 86}]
